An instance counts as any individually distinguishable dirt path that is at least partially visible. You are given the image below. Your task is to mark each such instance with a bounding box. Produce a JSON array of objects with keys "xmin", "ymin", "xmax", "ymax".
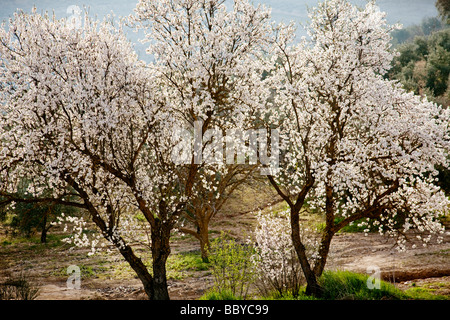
[
  {"xmin": 23, "ymin": 223, "xmax": 449, "ymax": 300},
  {"xmin": 328, "ymin": 232, "xmax": 450, "ymax": 281}
]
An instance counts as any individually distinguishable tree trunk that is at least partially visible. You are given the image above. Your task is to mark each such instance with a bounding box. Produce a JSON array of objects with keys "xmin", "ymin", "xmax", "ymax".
[
  {"xmin": 313, "ymin": 228, "xmax": 334, "ymax": 277},
  {"xmin": 312, "ymin": 182, "xmax": 335, "ymax": 277},
  {"xmin": 152, "ymin": 255, "xmax": 170, "ymax": 300},
  {"xmin": 119, "ymin": 245, "xmax": 154, "ymax": 299},
  {"xmin": 151, "ymin": 221, "xmax": 171, "ymax": 300},
  {"xmin": 40, "ymin": 214, "xmax": 48, "ymax": 243},
  {"xmin": 65, "ymin": 174, "xmax": 164, "ymax": 300},
  {"xmin": 266, "ymin": 174, "xmax": 322, "ymax": 296},
  {"xmin": 290, "ymin": 207, "xmax": 323, "ymax": 297},
  {"xmin": 198, "ymin": 221, "xmax": 210, "ymax": 263},
  {"xmin": 40, "ymin": 227, "xmax": 47, "ymax": 243},
  {"xmin": 179, "ymin": 214, "xmax": 211, "ymax": 262}
]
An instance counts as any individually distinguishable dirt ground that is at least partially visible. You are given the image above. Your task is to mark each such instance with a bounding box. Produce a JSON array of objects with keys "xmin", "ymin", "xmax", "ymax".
[{"xmin": 1, "ymin": 187, "xmax": 449, "ymax": 300}]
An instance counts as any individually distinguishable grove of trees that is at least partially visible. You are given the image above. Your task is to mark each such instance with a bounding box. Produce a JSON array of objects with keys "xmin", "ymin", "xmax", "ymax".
[{"xmin": 0, "ymin": 0, "xmax": 449, "ymax": 299}]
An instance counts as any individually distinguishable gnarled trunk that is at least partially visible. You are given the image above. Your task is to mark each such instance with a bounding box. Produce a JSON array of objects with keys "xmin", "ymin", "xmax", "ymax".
[
  {"xmin": 290, "ymin": 207, "xmax": 323, "ymax": 297},
  {"xmin": 40, "ymin": 214, "xmax": 48, "ymax": 243},
  {"xmin": 198, "ymin": 221, "xmax": 210, "ymax": 263},
  {"xmin": 179, "ymin": 213, "xmax": 211, "ymax": 262},
  {"xmin": 150, "ymin": 219, "xmax": 171, "ymax": 300},
  {"xmin": 119, "ymin": 245, "xmax": 154, "ymax": 299},
  {"xmin": 313, "ymin": 227, "xmax": 334, "ymax": 278}
]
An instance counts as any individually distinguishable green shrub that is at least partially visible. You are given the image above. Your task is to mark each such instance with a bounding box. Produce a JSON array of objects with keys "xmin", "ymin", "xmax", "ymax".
[
  {"xmin": 6, "ymin": 180, "xmax": 79, "ymax": 243},
  {"xmin": 208, "ymin": 233, "xmax": 255, "ymax": 299},
  {"xmin": 0, "ymin": 274, "xmax": 40, "ymax": 300}
]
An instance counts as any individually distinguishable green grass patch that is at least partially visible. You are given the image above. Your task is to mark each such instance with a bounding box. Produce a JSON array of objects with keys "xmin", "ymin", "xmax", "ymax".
[
  {"xmin": 199, "ymin": 289, "xmax": 242, "ymax": 300},
  {"xmin": 52, "ymin": 264, "xmax": 108, "ymax": 279},
  {"xmin": 0, "ymin": 233, "xmax": 70, "ymax": 247},
  {"xmin": 165, "ymin": 251, "xmax": 211, "ymax": 280},
  {"xmin": 404, "ymin": 286, "xmax": 449, "ymax": 300},
  {"xmin": 110, "ymin": 250, "xmax": 210, "ymax": 281},
  {"xmin": 167, "ymin": 251, "xmax": 210, "ymax": 272},
  {"xmin": 259, "ymin": 288, "xmax": 317, "ymax": 300},
  {"xmin": 259, "ymin": 271, "xmax": 405, "ymax": 300},
  {"xmin": 318, "ymin": 270, "xmax": 405, "ymax": 300}
]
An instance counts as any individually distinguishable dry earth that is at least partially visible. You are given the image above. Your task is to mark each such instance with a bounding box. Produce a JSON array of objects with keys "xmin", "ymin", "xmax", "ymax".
[{"xmin": 1, "ymin": 184, "xmax": 449, "ymax": 300}]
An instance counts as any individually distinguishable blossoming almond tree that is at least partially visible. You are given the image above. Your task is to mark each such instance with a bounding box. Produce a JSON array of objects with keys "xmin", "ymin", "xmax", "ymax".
[
  {"xmin": 132, "ymin": 0, "xmax": 273, "ymax": 262},
  {"xmin": 267, "ymin": 0, "xmax": 450, "ymax": 296},
  {"xmin": 0, "ymin": 9, "xmax": 189, "ymax": 300}
]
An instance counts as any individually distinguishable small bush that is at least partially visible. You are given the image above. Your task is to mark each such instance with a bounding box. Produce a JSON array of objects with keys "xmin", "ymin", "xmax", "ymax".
[
  {"xmin": 0, "ymin": 274, "xmax": 40, "ymax": 300},
  {"xmin": 253, "ymin": 210, "xmax": 312, "ymax": 298},
  {"xmin": 208, "ymin": 233, "xmax": 255, "ymax": 299}
]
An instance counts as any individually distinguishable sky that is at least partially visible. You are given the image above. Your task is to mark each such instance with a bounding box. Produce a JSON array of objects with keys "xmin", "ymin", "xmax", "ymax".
[
  {"xmin": 0, "ymin": 0, "xmax": 438, "ymax": 24},
  {"xmin": 0, "ymin": 0, "xmax": 439, "ymax": 60}
]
